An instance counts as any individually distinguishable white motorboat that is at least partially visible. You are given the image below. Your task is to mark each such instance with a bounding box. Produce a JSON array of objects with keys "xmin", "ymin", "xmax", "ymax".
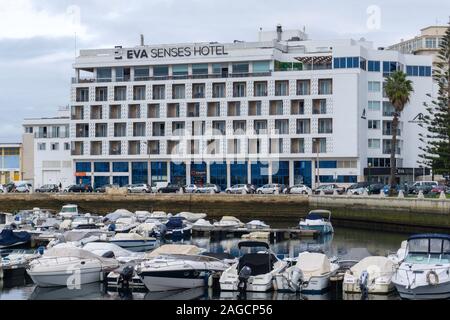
[
  {"xmin": 27, "ymin": 247, "xmax": 119, "ymax": 287},
  {"xmin": 137, "ymin": 253, "xmax": 229, "ymax": 292},
  {"xmin": 110, "ymin": 217, "xmax": 140, "ymax": 233},
  {"xmin": 299, "ymin": 210, "xmax": 334, "ymax": 235},
  {"xmin": 82, "ymin": 242, "xmax": 145, "ymax": 262},
  {"xmin": 192, "ymin": 219, "xmax": 214, "ymax": 231},
  {"xmin": 47, "ymin": 230, "xmax": 111, "ymax": 248},
  {"xmin": 213, "ymin": 216, "xmax": 245, "ymax": 230},
  {"xmin": 135, "ymin": 211, "xmax": 152, "ymax": 222},
  {"xmin": 58, "ymin": 204, "xmax": 79, "ymax": 219},
  {"xmin": 392, "ymin": 234, "xmax": 450, "ymax": 300},
  {"xmin": 149, "ymin": 211, "xmax": 168, "ymax": 220},
  {"xmin": 175, "ymin": 212, "xmax": 207, "ymax": 223},
  {"xmin": 103, "ymin": 209, "xmax": 134, "ymax": 223},
  {"xmin": 241, "ymin": 232, "xmax": 270, "ymax": 240},
  {"xmin": 275, "ymin": 251, "xmax": 339, "ymax": 293},
  {"xmin": 246, "ymin": 220, "xmax": 270, "ymax": 230},
  {"xmin": 343, "ymin": 256, "xmax": 396, "ymax": 294},
  {"xmin": 220, "ymin": 241, "xmax": 288, "ymax": 292},
  {"xmin": 110, "ymin": 233, "xmax": 157, "ymax": 252},
  {"xmin": 0, "ymin": 249, "xmax": 40, "ymax": 279}
]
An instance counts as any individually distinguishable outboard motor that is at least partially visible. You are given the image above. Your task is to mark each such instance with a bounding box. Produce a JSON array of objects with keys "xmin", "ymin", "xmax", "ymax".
[
  {"xmin": 359, "ymin": 270, "xmax": 369, "ymax": 300},
  {"xmin": 289, "ymin": 266, "xmax": 304, "ymax": 292},
  {"xmin": 238, "ymin": 266, "xmax": 252, "ymax": 292},
  {"xmin": 101, "ymin": 251, "xmax": 115, "ymax": 259},
  {"xmin": 119, "ymin": 265, "xmax": 135, "ymax": 288}
]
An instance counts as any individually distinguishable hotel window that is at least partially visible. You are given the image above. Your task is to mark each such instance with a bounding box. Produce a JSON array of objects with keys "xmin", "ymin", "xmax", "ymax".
[
  {"xmin": 368, "ymin": 101, "xmax": 381, "ymax": 111},
  {"xmin": 212, "ymin": 83, "xmax": 225, "ymax": 98},
  {"xmin": 192, "ymin": 64, "xmax": 209, "ymax": 77},
  {"xmin": 233, "ymin": 82, "xmax": 246, "ymax": 97},
  {"xmin": 337, "ymin": 160, "xmax": 357, "ymax": 169},
  {"xmin": 406, "ymin": 65, "xmax": 432, "ymax": 77},
  {"xmin": 248, "ymin": 139, "xmax": 262, "ymax": 154},
  {"xmin": 368, "ymin": 60, "xmax": 381, "ymax": 72},
  {"xmin": 254, "ymin": 81, "xmax": 268, "ymax": 97},
  {"xmin": 382, "ymin": 139, "xmax": 401, "ymax": 155},
  {"xmin": 368, "ymin": 120, "xmax": 380, "ymax": 129},
  {"xmin": 37, "ymin": 143, "xmax": 45, "ymax": 151},
  {"xmin": 187, "ymin": 103, "xmax": 200, "ymax": 117},
  {"xmin": 227, "ymin": 101, "xmax": 241, "ymax": 116},
  {"xmin": 128, "ymin": 141, "xmax": 140, "ymax": 155},
  {"xmin": 148, "ymin": 104, "xmax": 160, "ymax": 118},
  {"xmin": 97, "ymin": 68, "xmax": 112, "ymax": 82},
  {"xmin": 368, "ymin": 81, "xmax": 381, "ymax": 92},
  {"xmin": 114, "ymin": 123, "xmax": 126, "ymax": 137},
  {"xmin": 109, "ymin": 141, "xmax": 122, "ymax": 155},
  {"xmin": 275, "ymin": 119, "xmax": 289, "ymax": 134},
  {"xmin": 269, "ymin": 138, "xmax": 283, "ymax": 154},
  {"xmin": 312, "ymin": 99, "xmax": 327, "ymax": 114},
  {"xmin": 152, "ymin": 122, "xmax": 165, "ymax": 136},
  {"xmin": 25, "ymin": 126, "xmax": 33, "ymax": 134},
  {"xmin": 425, "ymin": 38, "xmax": 437, "ymax": 48},
  {"xmin": 172, "ymin": 121, "xmax": 185, "ymax": 136},
  {"xmin": 172, "ymin": 64, "xmax": 188, "ymax": 78},
  {"xmin": 192, "ymin": 83, "xmax": 205, "ymax": 98},
  {"xmin": 172, "ymin": 84, "xmax": 185, "ymax": 99},
  {"xmin": 207, "ymin": 140, "xmax": 220, "ymax": 155},
  {"xmin": 253, "ymin": 61, "xmax": 271, "ymax": 74},
  {"xmin": 64, "ymin": 143, "xmax": 70, "ymax": 150},
  {"xmin": 166, "ymin": 103, "xmax": 179, "ymax": 118},
  {"xmin": 115, "ymin": 67, "xmax": 131, "ymax": 82},
  {"xmin": 318, "ymin": 79, "xmax": 332, "ymax": 95},
  {"xmin": 312, "ymin": 138, "xmax": 327, "ymax": 153},
  {"xmin": 212, "ymin": 121, "xmax": 226, "ymax": 135},
  {"xmin": 109, "ymin": 105, "xmax": 121, "ymax": 119},
  {"xmin": 232, "ymin": 63, "xmax": 249, "ymax": 75},
  {"xmin": 76, "ymin": 88, "xmax": 89, "ymax": 102},
  {"xmin": 254, "ymin": 120, "xmax": 267, "ymax": 134},
  {"xmin": 368, "ymin": 139, "xmax": 380, "ymax": 149},
  {"xmin": 114, "ymin": 86, "xmax": 127, "ymax": 101},
  {"xmin": 270, "ymin": 101, "xmax": 284, "ymax": 115},
  {"xmin": 191, "ymin": 121, "xmax": 205, "ymax": 136},
  {"xmin": 296, "ymin": 119, "xmax": 310, "ymax": 134},
  {"xmin": 90, "ymin": 142, "xmax": 102, "ymax": 155},
  {"xmin": 248, "ymin": 101, "xmax": 262, "ymax": 116},
  {"xmin": 291, "ymin": 100, "xmax": 305, "ymax": 115},
  {"xmin": 212, "ymin": 63, "xmax": 228, "ymax": 76},
  {"xmin": 383, "ymin": 61, "xmax": 400, "ymax": 77},
  {"xmin": 71, "ymin": 106, "xmax": 84, "ymax": 120},
  {"xmin": 297, "ymin": 80, "xmax": 310, "ymax": 95},
  {"xmin": 291, "ymin": 138, "xmax": 305, "ymax": 153},
  {"xmin": 152, "ymin": 85, "xmax": 165, "ymax": 100},
  {"xmin": 71, "ymin": 142, "xmax": 84, "ymax": 156},
  {"xmin": 75, "ymin": 124, "xmax": 89, "ymax": 138},
  {"xmin": 207, "ymin": 102, "xmax": 220, "ymax": 117},
  {"xmin": 227, "ymin": 139, "xmax": 241, "ymax": 154},
  {"xmin": 233, "ymin": 120, "xmax": 246, "ymax": 135},
  {"xmin": 275, "ymin": 80, "xmax": 289, "ymax": 96},
  {"xmin": 167, "ymin": 141, "xmax": 180, "ymax": 155},
  {"xmin": 95, "ymin": 123, "xmax": 107, "ymax": 137},
  {"xmin": 133, "ymin": 122, "xmax": 146, "ymax": 137},
  {"xmin": 147, "ymin": 141, "xmax": 160, "ymax": 155},
  {"xmin": 134, "ymin": 67, "xmax": 149, "ymax": 81},
  {"xmin": 128, "ymin": 104, "xmax": 140, "ymax": 118},
  {"xmin": 318, "ymin": 118, "xmax": 333, "ymax": 134},
  {"xmin": 382, "ymin": 102, "xmax": 395, "ymax": 117},
  {"xmin": 133, "ymin": 86, "xmax": 146, "ymax": 100},
  {"xmin": 95, "ymin": 87, "xmax": 108, "ymax": 102},
  {"xmin": 90, "ymin": 105, "xmax": 103, "ymax": 120},
  {"xmin": 188, "ymin": 140, "xmax": 200, "ymax": 155},
  {"xmin": 153, "ymin": 65, "xmax": 169, "ymax": 79}
]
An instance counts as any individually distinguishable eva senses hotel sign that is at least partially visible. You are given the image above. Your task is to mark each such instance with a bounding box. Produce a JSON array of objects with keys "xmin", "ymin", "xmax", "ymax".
[{"xmin": 115, "ymin": 45, "xmax": 229, "ymax": 60}]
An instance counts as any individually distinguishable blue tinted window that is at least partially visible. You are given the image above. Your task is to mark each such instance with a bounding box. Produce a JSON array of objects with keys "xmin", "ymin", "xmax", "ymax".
[
  {"xmin": 347, "ymin": 57, "xmax": 353, "ymax": 68},
  {"xmin": 151, "ymin": 162, "xmax": 167, "ymax": 182},
  {"xmin": 251, "ymin": 162, "xmax": 269, "ymax": 187},
  {"xmin": 406, "ymin": 66, "xmax": 413, "ymax": 76},
  {"xmin": 339, "ymin": 57, "xmax": 346, "ymax": 68},
  {"xmin": 113, "ymin": 162, "xmax": 129, "ymax": 172},
  {"xmin": 368, "ymin": 60, "xmax": 380, "ymax": 72},
  {"xmin": 230, "ymin": 162, "xmax": 247, "ymax": 185},
  {"xmin": 210, "ymin": 162, "xmax": 227, "ymax": 191},
  {"xmin": 76, "ymin": 162, "xmax": 91, "ymax": 173},
  {"xmin": 170, "ymin": 162, "xmax": 186, "ymax": 186},
  {"xmin": 318, "ymin": 175, "xmax": 334, "ymax": 183},
  {"xmin": 272, "ymin": 161, "xmax": 289, "ymax": 185},
  {"xmin": 153, "ymin": 65, "xmax": 169, "ymax": 77},
  {"xmin": 191, "ymin": 162, "xmax": 207, "ymax": 185},
  {"xmin": 76, "ymin": 176, "xmax": 91, "ymax": 185},
  {"xmin": 333, "ymin": 58, "xmax": 340, "ymax": 69},
  {"xmin": 113, "ymin": 176, "xmax": 129, "ymax": 187},
  {"xmin": 425, "ymin": 66, "xmax": 431, "ymax": 77},
  {"xmin": 294, "ymin": 161, "xmax": 312, "ymax": 187},
  {"xmin": 94, "ymin": 176, "xmax": 109, "ymax": 188},
  {"xmin": 419, "ymin": 66, "xmax": 425, "ymax": 77},
  {"xmin": 413, "ymin": 66, "xmax": 419, "ymax": 76},
  {"xmin": 337, "ymin": 175, "xmax": 358, "ymax": 183},
  {"xmin": 316, "ymin": 161, "xmax": 337, "ymax": 169},
  {"xmin": 352, "ymin": 57, "xmax": 359, "ymax": 68},
  {"xmin": 94, "ymin": 162, "xmax": 110, "ymax": 173},
  {"xmin": 132, "ymin": 162, "xmax": 148, "ymax": 184}
]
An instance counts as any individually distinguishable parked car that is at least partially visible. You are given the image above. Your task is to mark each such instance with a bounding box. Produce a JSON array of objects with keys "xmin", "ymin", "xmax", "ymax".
[
  {"xmin": 246, "ymin": 184, "xmax": 257, "ymax": 194},
  {"xmin": 183, "ymin": 184, "xmax": 198, "ymax": 193},
  {"xmin": 35, "ymin": 184, "xmax": 59, "ymax": 193},
  {"xmin": 367, "ymin": 183, "xmax": 385, "ymax": 195},
  {"xmin": 127, "ymin": 184, "xmax": 151, "ymax": 193},
  {"xmin": 346, "ymin": 182, "xmax": 369, "ymax": 192},
  {"xmin": 13, "ymin": 182, "xmax": 33, "ymax": 193},
  {"xmin": 410, "ymin": 184, "xmax": 434, "ymax": 195},
  {"xmin": 256, "ymin": 184, "xmax": 284, "ymax": 194},
  {"xmin": 284, "ymin": 184, "xmax": 312, "ymax": 195},
  {"xmin": 0, "ymin": 184, "xmax": 6, "ymax": 193},
  {"xmin": 157, "ymin": 184, "xmax": 183, "ymax": 193},
  {"xmin": 196, "ymin": 183, "xmax": 221, "ymax": 193},
  {"xmin": 430, "ymin": 185, "xmax": 450, "ymax": 194},
  {"xmin": 313, "ymin": 184, "xmax": 345, "ymax": 195},
  {"xmin": 67, "ymin": 184, "xmax": 93, "ymax": 193},
  {"xmin": 382, "ymin": 184, "xmax": 403, "ymax": 195},
  {"xmin": 94, "ymin": 184, "xmax": 119, "ymax": 193},
  {"xmin": 151, "ymin": 182, "xmax": 170, "ymax": 193},
  {"xmin": 225, "ymin": 184, "xmax": 252, "ymax": 194},
  {"xmin": 347, "ymin": 186, "xmax": 369, "ymax": 195}
]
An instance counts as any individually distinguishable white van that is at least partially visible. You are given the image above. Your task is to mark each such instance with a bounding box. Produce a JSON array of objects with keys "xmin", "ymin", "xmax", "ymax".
[
  {"xmin": 412, "ymin": 181, "xmax": 438, "ymax": 187},
  {"xmin": 151, "ymin": 181, "xmax": 169, "ymax": 193}
]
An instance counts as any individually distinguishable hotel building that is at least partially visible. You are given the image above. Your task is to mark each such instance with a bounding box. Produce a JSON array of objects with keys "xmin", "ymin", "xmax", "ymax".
[
  {"xmin": 0, "ymin": 143, "xmax": 22, "ymax": 184},
  {"xmin": 66, "ymin": 26, "xmax": 432, "ymax": 190}
]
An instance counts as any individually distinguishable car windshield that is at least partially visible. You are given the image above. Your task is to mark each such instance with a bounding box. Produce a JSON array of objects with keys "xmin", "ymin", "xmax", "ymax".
[{"xmin": 61, "ymin": 207, "xmax": 77, "ymax": 213}]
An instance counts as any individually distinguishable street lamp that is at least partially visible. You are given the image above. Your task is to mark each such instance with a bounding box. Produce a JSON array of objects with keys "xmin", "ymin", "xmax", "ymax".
[
  {"xmin": 313, "ymin": 138, "xmax": 320, "ymax": 188},
  {"xmin": 368, "ymin": 162, "xmax": 372, "ymax": 184}
]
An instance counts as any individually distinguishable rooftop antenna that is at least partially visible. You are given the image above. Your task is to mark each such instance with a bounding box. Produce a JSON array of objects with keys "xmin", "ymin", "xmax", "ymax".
[
  {"xmin": 140, "ymin": 34, "xmax": 145, "ymax": 46},
  {"xmin": 74, "ymin": 32, "xmax": 77, "ymax": 58}
]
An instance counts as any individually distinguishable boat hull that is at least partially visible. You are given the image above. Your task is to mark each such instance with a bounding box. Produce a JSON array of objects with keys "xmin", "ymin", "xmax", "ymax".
[
  {"xmin": 109, "ymin": 240, "xmax": 156, "ymax": 252},
  {"xmin": 298, "ymin": 224, "xmax": 333, "ymax": 235},
  {"xmin": 394, "ymin": 282, "xmax": 450, "ymax": 300},
  {"xmin": 275, "ymin": 274, "xmax": 331, "ymax": 293},
  {"xmin": 27, "ymin": 268, "xmax": 103, "ymax": 287},
  {"xmin": 139, "ymin": 270, "xmax": 209, "ymax": 292}
]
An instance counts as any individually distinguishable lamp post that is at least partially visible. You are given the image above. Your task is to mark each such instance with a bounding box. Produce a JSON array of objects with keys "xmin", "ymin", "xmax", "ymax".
[
  {"xmin": 368, "ymin": 162, "xmax": 372, "ymax": 184},
  {"xmin": 313, "ymin": 138, "xmax": 320, "ymax": 189}
]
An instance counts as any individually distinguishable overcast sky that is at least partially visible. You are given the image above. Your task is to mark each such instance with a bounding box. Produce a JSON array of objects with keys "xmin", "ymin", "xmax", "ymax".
[{"xmin": 0, "ymin": 0, "xmax": 448, "ymax": 142}]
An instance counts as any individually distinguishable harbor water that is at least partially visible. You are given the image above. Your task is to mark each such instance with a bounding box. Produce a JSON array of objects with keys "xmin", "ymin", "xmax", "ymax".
[{"xmin": 0, "ymin": 218, "xmax": 406, "ymax": 300}]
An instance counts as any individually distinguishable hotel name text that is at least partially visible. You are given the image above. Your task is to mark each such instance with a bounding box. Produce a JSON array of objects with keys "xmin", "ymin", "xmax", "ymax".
[{"xmin": 120, "ymin": 45, "xmax": 229, "ymax": 60}]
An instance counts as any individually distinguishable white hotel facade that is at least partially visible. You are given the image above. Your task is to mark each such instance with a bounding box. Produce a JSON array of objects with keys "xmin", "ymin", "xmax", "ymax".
[{"xmin": 34, "ymin": 27, "xmax": 434, "ymax": 190}]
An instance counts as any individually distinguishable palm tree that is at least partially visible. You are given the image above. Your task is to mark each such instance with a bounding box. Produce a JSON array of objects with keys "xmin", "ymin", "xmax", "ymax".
[{"xmin": 384, "ymin": 71, "xmax": 414, "ymax": 195}]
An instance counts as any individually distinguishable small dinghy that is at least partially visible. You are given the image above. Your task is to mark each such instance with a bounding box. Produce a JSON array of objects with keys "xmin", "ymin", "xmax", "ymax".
[
  {"xmin": 213, "ymin": 216, "xmax": 244, "ymax": 230},
  {"xmin": 246, "ymin": 220, "xmax": 270, "ymax": 230},
  {"xmin": 192, "ymin": 219, "xmax": 214, "ymax": 231}
]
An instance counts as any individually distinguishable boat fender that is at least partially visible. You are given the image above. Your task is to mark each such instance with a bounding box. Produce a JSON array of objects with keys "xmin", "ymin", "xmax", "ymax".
[{"xmin": 426, "ymin": 270, "xmax": 439, "ymax": 286}]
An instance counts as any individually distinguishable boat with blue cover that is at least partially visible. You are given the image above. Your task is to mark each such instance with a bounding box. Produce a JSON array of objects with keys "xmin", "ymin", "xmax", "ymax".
[
  {"xmin": 0, "ymin": 228, "xmax": 31, "ymax": 249},
  {"xmin": 165, "ymin": 217, "xmax": 192, "ymax": 239},
  {"xmin": 299, "ymin": 210, "xmax": 334, "ymax": 235}
]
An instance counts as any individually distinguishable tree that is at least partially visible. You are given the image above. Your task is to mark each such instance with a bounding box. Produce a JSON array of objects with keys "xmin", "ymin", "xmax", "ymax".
[
  {"xmin": 384, "ymin": 71, "xmax": 414, "ymax": 194},
  {"xmin": 419, "ymin": 23, "xmax": 450, "ymax": 178}
]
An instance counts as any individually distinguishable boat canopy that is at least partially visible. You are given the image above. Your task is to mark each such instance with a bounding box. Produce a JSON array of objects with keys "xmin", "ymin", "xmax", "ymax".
[
  {"xmin": 42, "ymin": 247, "xmax": 117, "ymax": 265},
  {"xmin": 166, "ymin": 217, "xmax": 185, "ymax": 229},
  {"xmin": 407, "ymin": 234, "xmax": 450, "ymax": 254},
  {"xmin": 296, "ymin": 252, "xmax": 331, "ymax": 278},
  {"xmin": 408, "ymin": 234, "xmax": 450, "ymax": 241},
  {"xmin": 350, "ymin": 256, "xmax": 395, "ymax": 277},
  {"xmin": 146, "ymin": 244, "xmax": 202, "ymax": 258},
  {"xmin": 307, "ymin": 210, "xmax": 331, "ymax": 220},
  {"xmin": 0, "ymin": 229, "xmax": 31, "ymax": 246},
  {"xmin": 238, "ymin": 241, "xmax": 270, "ymax": 249}
]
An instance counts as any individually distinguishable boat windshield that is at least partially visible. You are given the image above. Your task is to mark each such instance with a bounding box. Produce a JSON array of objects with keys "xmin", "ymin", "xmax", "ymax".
[
  {"xmin": 405, "ymin": 238, "xmax": 450, "ymax": 264},
  {"xmin": 61, "ymin": 207, "xmax": 77, "ymax": 213}
]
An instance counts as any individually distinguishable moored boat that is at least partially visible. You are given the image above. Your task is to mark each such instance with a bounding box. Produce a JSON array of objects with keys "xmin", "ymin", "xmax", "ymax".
[{"xmin": 299, "ymin": 210, "xmax": 334, "ymax": 235}]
